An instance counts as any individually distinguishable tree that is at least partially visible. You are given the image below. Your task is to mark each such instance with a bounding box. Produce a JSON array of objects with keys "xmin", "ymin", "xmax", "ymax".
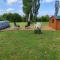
[
  {"xmin": 23, "ymin": 0, "xmax": 33, "ymax": 26},
  {"xmin": 12, "ymin": 13, "xmax": 23, "ymax": 26},
  {"xmin": 1, "ymin": 13, "xmax": 23, "ymax": 26},
  {"xmin": 1, "ymin": 13, "xmax": 23, "ymax": 22},
  {"xmin": 32, "ymin": 0, "xmax": 40, "ymax": 22},
  {"xmin": 1, "ymin": 13, "xmax": 8, "ymax": 20},
  {"xmin": 23, "ymin": 0, "xmax": 40, "ymax": 26},
  {"xmin": 40, "ymin": 15, "xmax": 50, "ymax": 22},
  {"xmin": 55, "ymin": 0, "xmax": 59, "ymax": 16}
]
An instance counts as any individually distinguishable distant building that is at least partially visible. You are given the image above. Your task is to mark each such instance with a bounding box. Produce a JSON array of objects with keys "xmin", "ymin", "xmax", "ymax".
[{"xmin": 49, "ymin": 16, "xmax": 60, "ymax": 30}]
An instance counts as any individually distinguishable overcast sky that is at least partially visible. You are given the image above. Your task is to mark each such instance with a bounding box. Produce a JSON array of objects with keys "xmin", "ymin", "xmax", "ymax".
[{"xmin": 0, "ymin": 0, "xmax": 60, "ymax": 16}]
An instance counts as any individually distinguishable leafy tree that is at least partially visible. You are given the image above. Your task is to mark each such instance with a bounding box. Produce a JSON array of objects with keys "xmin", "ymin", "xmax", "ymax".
[
  {"xmin": 32, "ymin": 0, "xmax": 40, "ymax": 22},
  {"xmin": 1, "ymin": 13, "xmax": 24, "ymax": 26},
  {"xmin": 1, "ymin": 13, "xmax": 23, "ymax": 22},
  {"xmin": 1, "ymin": 13, "xmax": 8, "ymax": 20},
  {"xmin": 23, "ymin": 0, "xmax": 32, "ymax": 26},
  {"xmin": 40, "ymin": 15, "xmax": 50, "ymax": 22},
  {"xmin": 23, "ymin": 0, "xmax": 40, "ymax": 26},
  {"xmin": 12, "ymin": 13, "xmax": 23, "ymax": 26}
]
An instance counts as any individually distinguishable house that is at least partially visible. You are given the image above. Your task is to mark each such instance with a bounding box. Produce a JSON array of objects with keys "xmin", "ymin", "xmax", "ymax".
[{"xmin": 49, "ymin": 16, "xmax": 60, "ymax": 30}]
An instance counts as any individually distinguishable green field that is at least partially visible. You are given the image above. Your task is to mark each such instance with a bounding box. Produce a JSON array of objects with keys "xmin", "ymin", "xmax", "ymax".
[
  {"xmin": 10, "ymin": 22, "xmax": 49, "ymax": 27},
  {"xmin": 0, "ymin": 30, "xmax": 60, "ymax": 60}
]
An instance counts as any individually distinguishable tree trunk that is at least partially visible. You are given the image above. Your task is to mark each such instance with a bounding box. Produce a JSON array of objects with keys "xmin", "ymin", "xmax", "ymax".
[
  {"xmin": 27, "ymin": 13, "xmax": 31, "ymax": 26},
  {"xmin": 14, "ymin": 20, "xmax": 17, "ymax": 27}
]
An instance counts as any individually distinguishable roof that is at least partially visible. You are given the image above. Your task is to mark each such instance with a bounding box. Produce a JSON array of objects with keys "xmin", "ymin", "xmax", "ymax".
[
  {"xmin": 51, "ymin": 16, "xmax": 60, "ymax": 20},
  {"xmin": 55, "ymin": 16, "xmax": 60, "ymax": 19}
]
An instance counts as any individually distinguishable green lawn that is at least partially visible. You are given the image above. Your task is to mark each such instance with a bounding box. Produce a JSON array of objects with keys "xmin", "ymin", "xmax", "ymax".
[
  {"xmin": 10, "ymin": 22, "xmax": 49, "ymax": 27},
  {"xmin": 41, "ymin": 22, "xmax": 49, "ymax": 26},
  {"xmin": 10, "ymin": 22, "xmax": 27, "ymax": 28},
  {"xmin": 10, "ymin": 22, "xmax": 27, "ymax": 26},
  {"xmin": 0, "ymin": 30, "xmax": 60, "ymax": 60},
  {"xmin": 9, "ymin": 22, "xmax": 49, "ymax": 30}
]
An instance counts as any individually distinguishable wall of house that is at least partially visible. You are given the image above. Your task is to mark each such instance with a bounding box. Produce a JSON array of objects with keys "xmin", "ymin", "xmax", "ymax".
[
  {"xmin": 56, "ymin": 20, "xmax": 60, "ymax": 30},
  {"xmin": 49, "ymin": 17, "xmax": 57, "ymax": 29}
]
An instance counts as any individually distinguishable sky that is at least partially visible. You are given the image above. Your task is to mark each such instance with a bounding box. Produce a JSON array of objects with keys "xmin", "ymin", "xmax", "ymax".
[{"xmin": 0, "ymin": 0, "xmax": 60, "ymax": 16}]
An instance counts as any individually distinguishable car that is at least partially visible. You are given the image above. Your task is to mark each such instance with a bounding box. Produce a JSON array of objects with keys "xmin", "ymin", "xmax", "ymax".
[{"xmin": 0, "ymin": 20, "xmax": 10, "ymax": 30}]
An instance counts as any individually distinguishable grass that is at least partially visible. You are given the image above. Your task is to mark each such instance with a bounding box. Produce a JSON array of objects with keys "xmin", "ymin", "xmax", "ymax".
[
  {"xmin": 10, "ymin": 22, "xmax": 27, "ymax": 28},
  {"xmin": 0, "ymin": 30, "xmax": 60, "ymax": 60},
  {"xmin": 10, "ymin": 22, "xmax": 49, "ymax": 29},
  {"xmin": 10, "ymin": 22, "xmax": 27, "ymax": 26},
  {"xmin": 41, "ymin": 22, "xmax": 49, "ymax": 26}
]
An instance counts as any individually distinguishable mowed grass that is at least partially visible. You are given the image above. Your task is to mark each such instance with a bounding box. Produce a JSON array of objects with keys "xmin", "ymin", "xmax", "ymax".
[
  {"xmin": 10, "ymin": 22, "xmax": 27, "ymax": 27},
  {"xmin": 10, "ymin": 22, "xmax": 49, "ymax": 28},
  {"xmin": 0, "ymin": 30, "xmax": 60, "ymax": 60},
  {"xmin": 10, "ymin": 22, "xmax": 27, "ymax": 28}
]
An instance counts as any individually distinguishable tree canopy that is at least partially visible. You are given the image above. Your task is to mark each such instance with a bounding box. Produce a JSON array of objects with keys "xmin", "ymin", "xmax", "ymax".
[
  {"xmin": 23, "ymin": 0, "xmax": 40, "ymax": 26},
  {"xmin": 1, "ymin": 13, "xmax": 23, "ymax": 22}
]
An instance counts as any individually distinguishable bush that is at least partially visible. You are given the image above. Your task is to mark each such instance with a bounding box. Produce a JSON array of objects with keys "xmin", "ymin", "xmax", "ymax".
[
  {"xmin": 38, "ymin": 15, "xmax": 50, "ymax": 22},
  {"xmin": 1, "ymin": 13, "xmax": 24, "ymax": 22},
  {"xmin": 34, "ymin": 28, "xmax": 42, "ymax": 34}
]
